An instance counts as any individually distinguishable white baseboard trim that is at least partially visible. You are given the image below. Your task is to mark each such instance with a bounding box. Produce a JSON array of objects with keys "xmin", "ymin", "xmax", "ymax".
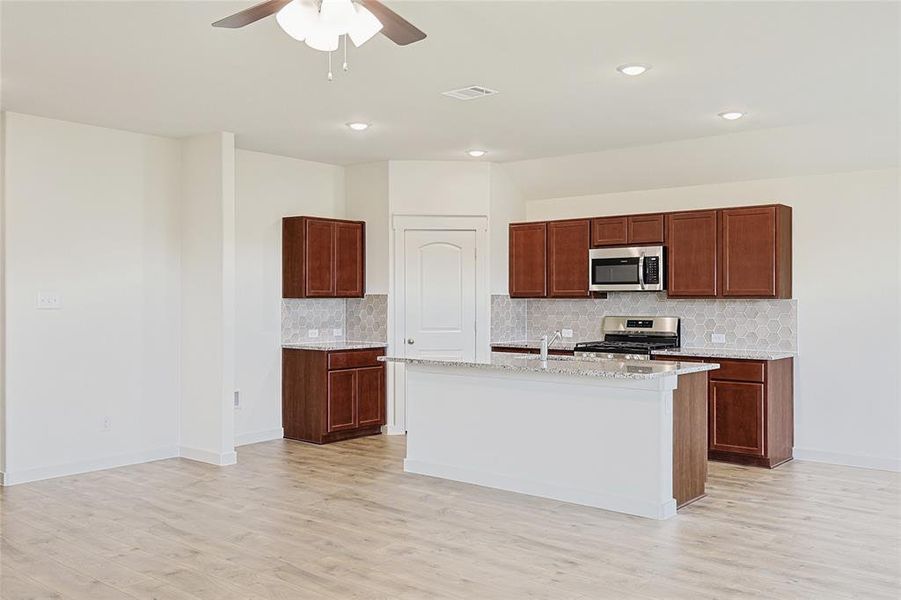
[
  {"xmin": 794, "ymin": 448, "xmax": 901, "ymax": 472},
  {"xmin": 1, "ymin": 445, "xmax": 180, "ymax": 486},
  {"xmin": 385, "ymin": 424, "xmax": 406, "ymax": 436},
  {"xmin": 178, "ymin": 446, "xmax": 238, "ymax": 466},
  {"xmin": 404, "ymin": 458, "xmax": 676, "ymax": 520},
  {"xmin": 235, "ymin": 428, "xmax": 284, "ymax": 447}
]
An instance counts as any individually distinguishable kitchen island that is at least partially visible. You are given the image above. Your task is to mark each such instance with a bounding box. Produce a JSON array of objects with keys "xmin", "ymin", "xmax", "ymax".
[{"xmin": 382, "ymin": 353, "xmax": 719, "ymax": 519}]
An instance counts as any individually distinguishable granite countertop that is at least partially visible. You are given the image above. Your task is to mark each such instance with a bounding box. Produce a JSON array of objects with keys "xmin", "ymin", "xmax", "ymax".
[
  {"xmin": 491, "ymin": 340, "xmax": 580, "ymax": 351},
  {"xmin": 282, "ymin": 341, "xmax": 388, "ymax": 351},
  {"xmin": 491, "ymin": 340, "xmax": 795, "ymax": 361},
  {"xmin": 651, "ymin": 347, "xmax": 795, "ymax": 361},
  {"xmin": 380, "ymin": 353, "xmax": 718, "ymax": 381}
]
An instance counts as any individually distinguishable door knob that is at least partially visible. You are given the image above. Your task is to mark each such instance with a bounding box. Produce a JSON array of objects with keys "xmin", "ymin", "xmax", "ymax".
[{"xmin": 407, "ymin": 338, "xmax": 415, "ymax": 345}]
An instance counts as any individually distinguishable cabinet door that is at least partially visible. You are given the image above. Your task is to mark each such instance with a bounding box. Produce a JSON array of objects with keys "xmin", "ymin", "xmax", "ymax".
[
  {"xmin": 356, "ymin": 366, "xmax": 385, "ymax": 427},
  {"xmin": 591, "ymin": 217, "xmax": 628, "ymax": 247},
  {"xmin": 720, "ymin": 206, "xmax": 783, "ymax": 298},
  {"xmin": 548, "ymin": 220, "xmax": 590, "ymax": 298},
  {"xmin": 335, "ymin": 221, "xmax": 364, "ymax": 297},
  {"xmin": 305, "ymin": 219, "xmax": 336, "ymax": 297},
  {"xmin": 508, "ymin": 223, "xmax": 548, "ymax": 297},
  {"xmin": 666, "ymin": 211, "xmax": 718, "ymax": 297},
  {"xmin": 628, "ymin": 214, "xmax": 665, "ymax": 244},
  {"xmin": 709, "ymin": 380, "xmax": 765, "ymax": 456},
  {"xmin": 327, "ymin": 370, "xmax": 357, "ymax": 432}
]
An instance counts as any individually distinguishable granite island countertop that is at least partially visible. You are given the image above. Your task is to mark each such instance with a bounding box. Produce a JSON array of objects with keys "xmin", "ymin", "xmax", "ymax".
[
  {"xmin": 282, "ymin": 341, "xmax": 388, "ymax": 351},
  {"xmin": 651, "ymin": 347, "xmax": 795, "ymax": 361},
  {"xmin": 491, "ymin": 340, "xmax": 580, "ymax": 352},
  {"xmin": 492, "ymin": 340, "xmax": 795, "ymax": 361},
  {"xmin": 380, "ymin": 352, "xmax": 718, "ymax": 381}
]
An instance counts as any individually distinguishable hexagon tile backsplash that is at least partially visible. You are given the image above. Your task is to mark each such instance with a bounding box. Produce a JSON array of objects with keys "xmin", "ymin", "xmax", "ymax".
[
  {"xmin": 492, "ymin": 293, "xmax": 797, "ymax": 351},
  {"xmin": 282, "ymin": 295, "xmax": 387, "ymax": 344}
]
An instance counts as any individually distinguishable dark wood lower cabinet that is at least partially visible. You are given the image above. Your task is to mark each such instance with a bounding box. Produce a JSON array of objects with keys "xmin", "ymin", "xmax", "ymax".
[
  {"xmin": 709, "ymin": 380, "xmax": 765, "ymax": 456},
  {"xmin": 655, "ymin": 355, "xmax": 794, "ymax": 468},
  {"xmin": 283, "ymin": 348, "xmax": 386, "ymax": 444}
]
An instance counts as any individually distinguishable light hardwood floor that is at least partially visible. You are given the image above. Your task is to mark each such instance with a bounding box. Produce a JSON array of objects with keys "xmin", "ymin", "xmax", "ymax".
[{"xmin": 1, "ymin": 435, "xmax": 899, "ymax": 599}]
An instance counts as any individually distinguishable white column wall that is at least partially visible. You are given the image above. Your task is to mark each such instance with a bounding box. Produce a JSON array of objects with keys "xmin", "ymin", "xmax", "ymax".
[{"xmin": 179, "ymin": 133, "xmax": 237, "ymax": 465}]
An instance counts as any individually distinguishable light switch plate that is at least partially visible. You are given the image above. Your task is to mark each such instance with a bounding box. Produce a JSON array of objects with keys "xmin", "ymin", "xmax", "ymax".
[
  {"xmin": 37, "ymin": 292, "xmax": 61, "ymax": 310},
  {"xmin": 561, "ymin": 329, "xmax": 574, "ymax": 338},
  {"xmin": 308, "ymin": 329, "xmax": 320, "ymax": 338},
  {"xmin": 711, "ymin": 333, "xmax": 727, "ymax": 344},
  {"xmin": 333, "ymin": 328, "xmax": 343, "ymax": 337}
]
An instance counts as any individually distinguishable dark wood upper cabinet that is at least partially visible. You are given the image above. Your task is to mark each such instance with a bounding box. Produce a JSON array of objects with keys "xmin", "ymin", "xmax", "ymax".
[
  {"xmin": 509, "ymin": 222, "xmax": 548, "ymax": 298},
  {"xmin": 628, "ymin": 214, "xmax": 665, "ymax": 244},
  {"xmin": 335, "ymin": 221, "xmax": 365, "ymax": 297},
  {"xmin": 591, "ymin": 217, "xmax": 628, "ymax": 246},
  {"xmin": 591, "ymin": 214, "xmax": 664, "ymax": 246},
  {"xmin": 720, "ymin": 205, "xmax": 791, "ymax": 299},
  {"xmin": 283, "ymin": 216, "xmax": 365, "ymax": 298},
  {"xmin": 666, "ymin": 210, "xmax": 719, "ymax": 298},
  {"xmin": 304, "ymin": 218, "xmax": 337, "ymax": 297},
  {"xmin": 548, "ymin": 219, "xmax": 590, "ymax": 298}
]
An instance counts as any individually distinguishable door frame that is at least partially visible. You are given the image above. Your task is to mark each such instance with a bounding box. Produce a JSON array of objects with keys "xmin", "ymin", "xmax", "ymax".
[{"xmin": 388, "ymin": 215, "xmax": 490, "ymax": 434}]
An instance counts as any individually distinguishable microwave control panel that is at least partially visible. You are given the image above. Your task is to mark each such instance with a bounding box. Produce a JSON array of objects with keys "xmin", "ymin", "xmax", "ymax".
[{"xmin": 644, "ymin": 256, "xmax": 661, "ymax": 284}]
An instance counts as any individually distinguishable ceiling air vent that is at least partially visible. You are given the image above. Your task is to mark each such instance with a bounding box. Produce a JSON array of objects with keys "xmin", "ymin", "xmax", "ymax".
[{"xmin": 441, "ymin": 85, "xmax": 499, "ymax": 101}]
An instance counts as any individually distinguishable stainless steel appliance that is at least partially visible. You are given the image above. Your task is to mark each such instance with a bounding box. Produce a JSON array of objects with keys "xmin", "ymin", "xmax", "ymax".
[
  {"xmin": 574, "ymin": 316, "xmax": 680, "ymax": 361},
  {"xmin": 588, "ymin": 245, "xmax": 665, "ymax": 292}
]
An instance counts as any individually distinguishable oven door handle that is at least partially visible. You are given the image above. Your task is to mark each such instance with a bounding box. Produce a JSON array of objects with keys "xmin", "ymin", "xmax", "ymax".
[{"xmin": 638, "ymin": 254, "xmax": 646, "ymax": 290}]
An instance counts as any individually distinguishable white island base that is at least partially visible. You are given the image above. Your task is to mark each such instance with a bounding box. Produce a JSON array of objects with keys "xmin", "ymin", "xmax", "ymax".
[{"xmin": 395, "ymin": 358, "xmax": 711, "ymax": 520}]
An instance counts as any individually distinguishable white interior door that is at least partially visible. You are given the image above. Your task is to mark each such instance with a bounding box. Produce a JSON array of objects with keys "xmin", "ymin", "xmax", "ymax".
[{"xmin": 403, "ymin": 230, "xmax": 477, "ymax": 361}]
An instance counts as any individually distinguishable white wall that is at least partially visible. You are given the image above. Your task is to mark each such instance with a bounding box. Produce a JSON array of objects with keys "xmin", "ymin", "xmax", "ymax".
[
  {"xmin": 346, "ymin": 162, "xmax": 388, "ymax": 293},
  {"xmin": 234, "ymin": 149, "xmax": 345, "ymax": 445},
  {"xmin": 527, "ymin": 168, "xmax": 901, "ymax": 471},
  {"xmin": 388, "ymin": 161, "xmax": 492, "ymax": 216},
  {"xmin": 2, "ymin": 112, "xmax": 182, "ymax": 483},
  {"xmin": 179, "ymin": 132, "xmax": 237, "ymax": 465},
  {"xmin": 489, "ymin": 164, "xmax": 526, "ymax": 295}
]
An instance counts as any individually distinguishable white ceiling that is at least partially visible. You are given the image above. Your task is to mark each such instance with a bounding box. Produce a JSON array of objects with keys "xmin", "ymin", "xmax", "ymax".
[{"xmin": 2, "ymin": 1, "xmax": 898, "ymax": 166}]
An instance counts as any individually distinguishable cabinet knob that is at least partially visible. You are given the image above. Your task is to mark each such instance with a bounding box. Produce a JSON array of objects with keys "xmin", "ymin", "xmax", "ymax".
[{"xmin": 407, "ymin": 338, "xmax": 415, "ymax": 345}]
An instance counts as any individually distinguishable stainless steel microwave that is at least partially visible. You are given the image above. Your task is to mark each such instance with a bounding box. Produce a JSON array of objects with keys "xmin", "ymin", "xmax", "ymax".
[{"xmin": 588, "ymin": 245, "xmax": 665, "ymax": 292}]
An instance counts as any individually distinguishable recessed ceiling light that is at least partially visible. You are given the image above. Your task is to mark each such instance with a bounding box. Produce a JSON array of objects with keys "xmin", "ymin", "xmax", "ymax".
[
  {"xmin": 718, "ymin": 111, "xmax": 745, "ymax": 121},
  {"xmin": 616, "ymin": 64, "xmax": 650, "ymax": 76},
  {"xmin": 466, "ymin": 149, "xmax": 487, "ymax": 158},
  {"xmin": 346, "ymin": 122, "xmax": 370, "ymax": 131}
]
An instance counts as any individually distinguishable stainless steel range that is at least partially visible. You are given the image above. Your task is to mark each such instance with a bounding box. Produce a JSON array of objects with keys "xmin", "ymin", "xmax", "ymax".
[{"xmin": 573, "ymin": 316, "xmax": 680, "ymax": 361}]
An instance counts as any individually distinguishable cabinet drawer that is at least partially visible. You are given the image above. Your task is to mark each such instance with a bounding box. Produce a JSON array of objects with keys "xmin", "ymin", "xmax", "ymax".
[
  {"xmin": 710, "ymin": 359, "xmax": 765, "ymax": 383},
  {"xmin": 328, "ymin": 349, "xmax": 384, "ymax": 370}
]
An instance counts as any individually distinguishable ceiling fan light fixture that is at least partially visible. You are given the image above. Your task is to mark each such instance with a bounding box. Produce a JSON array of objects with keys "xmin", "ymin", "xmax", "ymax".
[
  {"xmin": 275, "ymin": 0, "xmax": 319, "ymax": 41},
  {"xmin": 347, "ymin": 3, "xmax": 384, "ymax": 47},
  {"xmin": 305, "ymin": 28, "xmax": 340, "ymax": 52},
  {"xmin": 320, "ymin": 0, "xmax": 358, "ymax": 31}
]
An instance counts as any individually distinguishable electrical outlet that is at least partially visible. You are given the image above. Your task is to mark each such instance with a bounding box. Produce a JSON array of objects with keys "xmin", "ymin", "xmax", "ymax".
[
  {"xmin": 102, "ymin": 417, "xmax": 111, "ymax": 432},
  {"xmin": 333, "ymin": 328, "xmax": 343, "ymax": 337},
  {"xmin": 37, "ymin": 292, "xmax": 61, "ymax": 310},
  {"xmin": 307, "ymin": 329, "xmax": 320, "ymax": 338},
  {"xmin": 711, "ymin": 333, "xmax": 727, "ymax": 344},
  {"xmin": 234, "ymin": 390, "xmax": 241, "ymax": 409},
  {"xmin": 561, "ymin": 329, "xmax": 574, "ymax": 338}
]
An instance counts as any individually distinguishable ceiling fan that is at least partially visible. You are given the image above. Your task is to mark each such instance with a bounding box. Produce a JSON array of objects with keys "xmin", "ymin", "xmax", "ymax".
[{"xmin": 212, "ymin": 0, "xmax": 426, "ymax": 49}]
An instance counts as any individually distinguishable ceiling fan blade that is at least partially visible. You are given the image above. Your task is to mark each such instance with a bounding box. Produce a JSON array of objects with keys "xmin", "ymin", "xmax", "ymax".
[
  {"xmin": 212, "ymin": 0, "xmax": 292, "ymax": 28},
  {"xmin": 359, "ymin": 0, "xmax": 426, "ymax": 46}
]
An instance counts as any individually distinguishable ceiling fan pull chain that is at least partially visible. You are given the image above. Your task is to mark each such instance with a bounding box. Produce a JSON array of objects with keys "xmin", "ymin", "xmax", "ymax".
[
  {"xmin": 327, "ymin": 51, "xmax": 333, "ymax": 81},
  {"xmin": 343, "ymin": 35, "xmax": 349, "ymax": 72}
]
